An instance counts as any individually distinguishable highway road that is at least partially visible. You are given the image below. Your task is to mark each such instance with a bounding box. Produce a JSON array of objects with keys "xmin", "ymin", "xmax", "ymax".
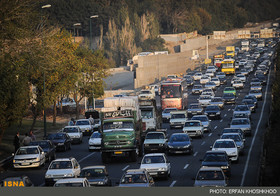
[{"xmin": 0, "ymin": 41, "xmax": 276, "ymax": 187}]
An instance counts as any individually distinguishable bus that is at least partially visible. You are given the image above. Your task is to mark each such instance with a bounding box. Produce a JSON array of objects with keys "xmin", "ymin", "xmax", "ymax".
[
  {"xmin": 213, "ymin": 54, "xmax": 224, "ymax": 68},
  {"xmin": 160, "ymin": 79, "xmax": 188, "ymax": 110},
  {"xmin": 221, "ymin": 59, "xmax": 235, "ymax": 75}
]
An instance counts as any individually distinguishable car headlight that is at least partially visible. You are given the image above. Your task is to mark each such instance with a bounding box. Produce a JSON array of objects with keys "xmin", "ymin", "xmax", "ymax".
[
  {"xmin": 89, "ymin": 141, "xmax": 93, "ymax": 145},
  {"xmin": 58, "ymin": 143, "xmax": 64, "ymax": 146},
  {"xmin": 217, "ymin": 112, "xmax": 221, "ymax": 115},
  {"xmin": 104, "ymin": 142, "xmax": 109, "ymax": 145},
  {"xmin": 229, "ymin": 151, "xmax": 237, "ymax": 155},
  {"xmin": 144, "ymin": 144, "xmax": 149, "ymax": 147},
  {"xmin": 65, "ymin": 173, "xmax": 74, "ymax": 177},
  {"xmin": 98, "ymin": 181, "xmax": 104, "ymax": 185},
  {"xmin": 221, "ymin": 166, "xmax": 228, "ymax": 169},
  {"xmin": 159, "ymin": 144, "xmax": 163, "ymax": 146},
  {"xmin": 45, "ymin": 174, "xmax": 52, "ymax": 178},
  {"xmin": 35, "ymin": 157, "xmax": 40, "ymax": 162},
  {"xmin": 168, "ymin": 145, "xmax": 174, "ymax": 148},
  {"xmin": 183, "ymin": 144, "xmax": 190, "ymax": 148},
  {"xmin": 158, "ymin": 167, "xmax": 167, "ymax": 171},
  {"xmin": 127, "ymin": 141, "xmax": 131, "ymax": 144}
]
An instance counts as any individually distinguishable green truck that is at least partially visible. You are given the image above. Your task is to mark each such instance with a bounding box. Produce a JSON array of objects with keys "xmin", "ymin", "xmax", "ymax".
[{"xmin": 100, "ymin": 97, "xmax": 143, "ymax": 163}]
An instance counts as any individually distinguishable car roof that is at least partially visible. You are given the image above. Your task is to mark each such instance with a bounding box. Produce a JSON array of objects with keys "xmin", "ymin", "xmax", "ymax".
[
  {"xmin": 55, "ymin": 178, "xmax": 86, "ymax": 183},
  {"xmin": 215, "ymin": 139, "xmax": 235, "ymax": 142},
  {"xmin": 125, "ymin": 169, "xmax": 146, "ymax": 174},
  {"xmin": 64, "ymin": 126, "xmax": 79, "ymax": 128},
  {"xmin": 143, "ymin": 153, "xmax": 165, "ymax": 157},
  {"xmin": 199, "ymin": 167, "xmax": 223, "ymax": 171},
  {"xmin": 51, "ymin": 158, "xmax": 74, "ymax": 162},
  {"xmin": 76, "ymin": 119, "xmax": 90, "ymax": 121},
  {"xmin": 18, "ymin": 145, "xmax": 39, "ymax": 149},
  {"xmin": 205, "ymin": 150, "xmax": 227, "ymax": 154}
]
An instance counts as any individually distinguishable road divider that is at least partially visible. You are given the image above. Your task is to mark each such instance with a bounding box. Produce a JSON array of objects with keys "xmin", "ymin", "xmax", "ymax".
[
  {"xmin": 184, "ymin": 164, "xmax": 189, "ymax": 169},
  {"xmin": 78, "ymin": 152, "xmax": 95, "ymax": 164},
  {"xmin": 122, "ymin": 165, "xmax": 130, "ymax": 171}
]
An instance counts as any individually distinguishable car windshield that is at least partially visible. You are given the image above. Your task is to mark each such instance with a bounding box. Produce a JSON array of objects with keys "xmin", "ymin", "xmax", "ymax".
[
  {"xmin": 234, "ymin": 113, "xmax": 247, "ymax": 118},
  {"xmin": 47, "ymin": 133, "xmax": 64, "ymax": 140},
  {"xmin": 80, "ymin": 168, "xmax": 106, "ymax": 178},
  {"xmin": 235, "ymin": 106, "xmax": 249, "ymax": 111},
  {"xmin": 225, "ymin": 88, "xmax": 234, "ymax": 91},
  {"xmin": 190, "ymin": 104, "xmax": 200, "ymax": 109},
  {"xmin": 206, "ymin": 106, "xmax": 219, "ymax": 111},
  {"xmin": 146, "ymin": 133, "xmax": 164, "ymax": 139},
  {"xmin": 120, "ymin": 174, "xmax": 148, "ymax": 184},
  {"xmin": 54, "ymin": 183, "xmax": 83, "ymax": 187},
  {"xmin": 223, "ymin": 93, "xmax": 234, "ymax": 98},
  {"xmin": 192, "ymin": 116, "xmax": 207, "ymax": 122},
  {"xmin": 200, "ymin": 96, "xmax": 211, "ymax": 100},
  {"xmin": 185, "ymin": 121, "xmax": 200, "ymax": 127},
  {"xmin": 213, "ymin": 141, "xmax": 235, "ymax": 148},
  {"xmin": 193, "ymin": 85, "xmax": 202, "ymax": 89},
  {"xmin": 90, "ymin": 132, "xmax": 101, "ymax": 138},
  {"xmin": 49, "ymin": 161, "xmax": 72, "ymax": 169},
  {"xmin": 30, "ymin": 141, "xmax": 49, "ymax": 148},
  {"xmin": 203, "ymin": 153, "xmax": 227, "ymax": 162},
  {"xmin": 242, "ymin": 100, "xmax": 254, "ymax": 104},
  {"xmin": 16, "ymin": 147, "xmax": 39, "ymax": 155},
  {"xmin": 171, "ymin": 114, "xmax": 185, "ymax": 119},
  {"xmin": 196, "ymin": 171, "xmax": 224, "ymax": 180},
  {"xmin": 170, "ymin": 134, "xmax": 189, "ymax": 142},
  {"xmin": 141, "ymin": 110, "xmax": 153, "ymax": 119},
  {"xmin": 141, "ymin": 91, "xmax": 152, "ymax": 94},
  {"xmin": 250, "ymin": 90, "xmax": 261, "ymax": 93},
  {"xmin": 142, "ymin": 156, "xmax": 165, "ymax": 164},
  {"xmin": 221, "ymin": 135, "xmax": 241, "ymax": 142},
  {"xmin": 63, "ymin": 127, "xmax": 79, "ymax": 133},
  {"xmin": 163, "ymin": 108, "xmax": 177, "ymax": 113},
  {"xmin": 232, "ymin": 119, "xmax": 249, "ymax": 125},
  {"xmin": 76, "ymin": 121, "xmax": 90, "ymax": 126},
  {"xmin": 211, "ymin": 98, "xmax": 222, "ymax": 102}
]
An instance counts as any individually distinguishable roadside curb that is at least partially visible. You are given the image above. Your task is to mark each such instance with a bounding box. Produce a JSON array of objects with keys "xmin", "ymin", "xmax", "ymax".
[{"xmin": 0, "ymin": 155, "xmax": 13, "ymax": 172}]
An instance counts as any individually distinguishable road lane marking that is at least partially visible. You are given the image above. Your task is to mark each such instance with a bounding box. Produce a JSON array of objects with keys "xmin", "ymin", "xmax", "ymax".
[
  {"xmin": 208, "ymin": 133, "xmax": 212, "ymax": 137},
  {"xmin": 224, "ymin": 114, "xmax": 227, "ymax": 117},
  {"xmin": 241, "ymin": 67, "xmax": 271, "ymax": 186},
  {"xmin": 170, "ymin": 181, "xmax": 176, "ymax": 187},
  {"xmin": 78, "ymin": 152, "xmax": 95, "ymax": 163},
  {"xmin": 193, "ymin": 152, "xmax": 198, "ymax": 157},
  {"xmin": 201, "ymin": 141, "xmax": 205, "ymax": 145},
  {"xmin": 184, "ymin": 164, "xmax": 189, "ymax": 169},
  {"xmin": 220, "ymin": 119, "xmax": 223, "ymax": 122},
  {"xmin": 228, "ymin": 109, "xmax": 231, "ymax": 111},
  {"xmin": 214, "ymin": 126, "xmax": 217, "ymax": 129},
  {"xmin": 122, "ymin": 165, "xmax": 130, "ymax": 171}
]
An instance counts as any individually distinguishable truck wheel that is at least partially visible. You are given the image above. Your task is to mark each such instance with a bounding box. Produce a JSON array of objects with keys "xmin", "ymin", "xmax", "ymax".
[{"xmin": 130, "ymin": 150, "xmax": 137, "ymax": 162}]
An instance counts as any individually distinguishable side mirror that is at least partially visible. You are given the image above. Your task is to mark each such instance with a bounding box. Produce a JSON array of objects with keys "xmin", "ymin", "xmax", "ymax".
[
  {"xmin": 191, "ymin": 177, "xmax": 195, "ymax": 181},
  {"xmin": 12, "ymin": 153, "xmax": 15, "ymax": 156},
  {"xmin": 210, "ymin": 146, "xmax": 213, "ymax": 149},
  {"xmin": 41, "ymin": 152, "xmax": 45, "ymax": 155},
  {"xmin": 199, "ymin": 159, "xmax": 203, "ymax": 161},
  {"xmin": 243, "ymin": 139, "xmax": 246, "ymax": 142}
]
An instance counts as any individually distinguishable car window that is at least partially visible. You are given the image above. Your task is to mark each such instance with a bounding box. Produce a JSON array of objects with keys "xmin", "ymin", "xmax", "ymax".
[
  {"xmin": 121, "ymin": 174, "xmax": 147, "ymax": 184},
  {"xmin": 204, "ymin": 154, "xmax": 227, "ymax": 162},
  {"xmin": 81, "ymin": 169, "xmax": 105, "ymax": 178},
  {"xmin": 170, "ymin": 134, "xmax": 189, "ymax": 142},
  {"xmin": 76, "ymin": 121, "xmax": 90, "ymax": 125},
  {"xmin": 16, "ymin": 147, "xmax": 38, "ymax": 155},
  {"xmin": 185, "ymin": 121, "xmax": 200, "ymax": 127},
  {"xmin": 49, "ymin": 161, "xmax": 73, "ymax": 169},
  {"xmin": 63, "ymin": 127, "xmax": 79, "ymax": 133},
  {"xmin": 214, "ymin": 141, "xmax": 235, "ymax": 148},
  {"xmin": 142, "ymin": 156, "xmax": 165, "ymax": 164},
  {"xmin": 197, "ymin": 171, "xmax": 224, "ymax": 180},
  {"xmin": 146, "ymin": 133, "xmax": 165, "ymax": 139}
]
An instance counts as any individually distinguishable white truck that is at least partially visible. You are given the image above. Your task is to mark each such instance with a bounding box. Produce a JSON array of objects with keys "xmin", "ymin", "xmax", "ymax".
[
  {"xmin": 139, "ymin": 99, "xmax": 162, "ymax": 139},
  {"xmin": 241, "ymin": 40, "xmax": 250, "ymax": 51}
]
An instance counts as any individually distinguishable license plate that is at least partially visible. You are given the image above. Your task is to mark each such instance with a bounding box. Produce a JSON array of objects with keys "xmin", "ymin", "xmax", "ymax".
[
  {"xmin": 114, "ymin": 151, "xmax": 123, "ymax": 155},
  {"xmin": 210, "ymin": 114, "xmax": 215, "ymax": 116},
  {"xmin": 150, "ymin": 172, "xmax": 157, "ymax": 175},
  {"xmin": 175, "ymin": 151, "xmax": 183, "ymax": 153},
  {"xmin": 21, "ymin": 162, "xmax": 30, "ymax": 166}
]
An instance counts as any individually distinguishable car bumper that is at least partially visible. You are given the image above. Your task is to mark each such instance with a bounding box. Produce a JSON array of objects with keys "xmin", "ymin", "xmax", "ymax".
[
  {"xmin": 144, "ymin": 145, "xmax": 166, "ymax": 153},
  {"xmin": 184, "ymin": 130, "xmax": 203, "ymax": 137},
  {"xmin": 228, "ymin": 155, "xmax": 238, "ymax": 162},
  {"xmin": 168, "ymin": 146, "xmax": 192, "ymax": 154},
  {"xmin": 13, "ymin": 161, "xmax": 41, "ymax": 168},
  {"xmin": 89, "ymin": 145, "xmax": 101, "ymax": 150},
  {"xmin": 146, "ymin": 170, "xmax": 168, "ymax": 178}
]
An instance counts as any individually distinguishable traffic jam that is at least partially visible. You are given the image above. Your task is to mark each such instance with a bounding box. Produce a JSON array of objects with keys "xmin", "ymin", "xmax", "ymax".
[{"xmin": 1, "ymin": 38, "xmax": 278, "ymax": 187}]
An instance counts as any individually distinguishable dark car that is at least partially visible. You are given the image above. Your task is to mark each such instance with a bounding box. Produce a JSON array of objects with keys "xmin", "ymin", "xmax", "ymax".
[
  {"xmin": 256, "ymin": 74, "xmax": 267, "ymax": 85},
  {"xmin": 222, "ymin": 93, "xmax": 235, "ymax": 104},
  {"xmin": 1, "ymin": 176, "xmax": 34, "ymax": 187},
  {"xmin": 187, "ymin": 103, "xmax": 204, "ymax": 118},
  {"xmin": 29, "ymin": 140, "xmax": 56, "ymax": 162},
  {"xmin": 222, "ymin": 128, "xmax": 245, "ymax": 141},
  {"xmin": 47, "ymin": 132, "xmax": 72, "ymax": 152},
  {"xmin": 204, "ymin": 105, "xmax": 221, "ymax": 119},
  {"xmin": 244, "ymin": 95, "xmax": 258, "ymax": 108},
  {"xmin": 80, "ymin": 166, "xmax": 112, "ymax": 186},
  {"xmin": 186, "ymin": 78, "xmax": 194, "ymax": 87},
  {"xmin": 218, "ymin": 76, "xmax": 227, "ymax": 85},
  {"xmin": 167, "ymin": 133, "xmax": 193, "ymax": 154},
  {"xmin": 200, "ymin": 151, "xmax": 231, "ymax": 177},
  {"xmin": 242, "ymin": 99, "xmax": 256, "ymax": 112}
]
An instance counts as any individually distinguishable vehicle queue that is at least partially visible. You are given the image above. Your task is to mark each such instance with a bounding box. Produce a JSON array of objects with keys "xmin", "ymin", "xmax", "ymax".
[{"xmin": 1, "ymin": 38, "xmax": 278, "ymax": 187}]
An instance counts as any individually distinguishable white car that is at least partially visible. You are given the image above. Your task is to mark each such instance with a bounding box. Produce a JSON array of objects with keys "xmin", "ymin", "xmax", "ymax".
[
  {"xmin": 198, "ymin": 95, "xmax": 212, "ymax": 107},
  {"xmin": 200, "ymin": 76, "xmax": 210, "ymax": 84},
  {"xmin": 193, "ymin": 72, "xmax": 203, "ymax": 81},
  {"xmin": 205, "ymin": 71, "xmax": 214, "ymax": 78},
  {"xmin": 75, "ymin": 119, "xmax": 93, "ymax": 136},
  {"xmin": 207, "ymin": 66, "xmax": 217, "ymax": 72},
  {"xmin": 232, "ymin": 80, "xmax": 244, "ymax": 89},
  {"xmin": 236, "ymin": 74, "xmax": 246, "ymax": 83},
  {"xmin": 211, "ymin": 78, "xmax": 221, "ymax": 87},
  {"xmin": 13, "ymin": 146, "xmax": 46, "ymax": 169},
  {"xmin": 45, "ymin": 157, "xmax": 81, "ymax": 186},
  {"xmin": 88, "ymin": 131, "xmax": 102, "ymax": 151},
  {"xmin": 54, "ymin": 178, "xmax": 90, "ymax": 187},
  {"xmin": 211, "ymin": 139, "xmax": 239, "ymax": 162},
  {"xmin": 62, "ymin": 126, "xmax": 83, "ymax": 144},
  {"xmin": 140, "ymin": 153, "xmax": 171, "ymax": 179},
  {"xmin": 183, "ymin": 120, "xmax": 204, "ymax": 138},
  {"xmin": 201, "ymin": 88, "xmax": 215, "ymax": 97},
  {"xmin": 220, "ymin": 133, "xmax": 245, "ymax": 155},
  {"xmin": 169, "ymin": 111, "xmax": 187, "ymax": 129},
  {"xmin": 138, "ymin": 90, "xmax": 155, "ymax": 100}
]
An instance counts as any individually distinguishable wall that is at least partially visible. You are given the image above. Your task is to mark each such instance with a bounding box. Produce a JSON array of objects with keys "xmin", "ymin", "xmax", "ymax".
[{"xmin": 134, "ymin": 51, "xmax": 195, "ymax": 88}]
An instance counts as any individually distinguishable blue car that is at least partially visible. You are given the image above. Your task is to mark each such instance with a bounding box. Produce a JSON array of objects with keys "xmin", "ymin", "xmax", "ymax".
[{"xmin": 167, "ymin": 133, "xmax": 193, "ymax": 154}]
